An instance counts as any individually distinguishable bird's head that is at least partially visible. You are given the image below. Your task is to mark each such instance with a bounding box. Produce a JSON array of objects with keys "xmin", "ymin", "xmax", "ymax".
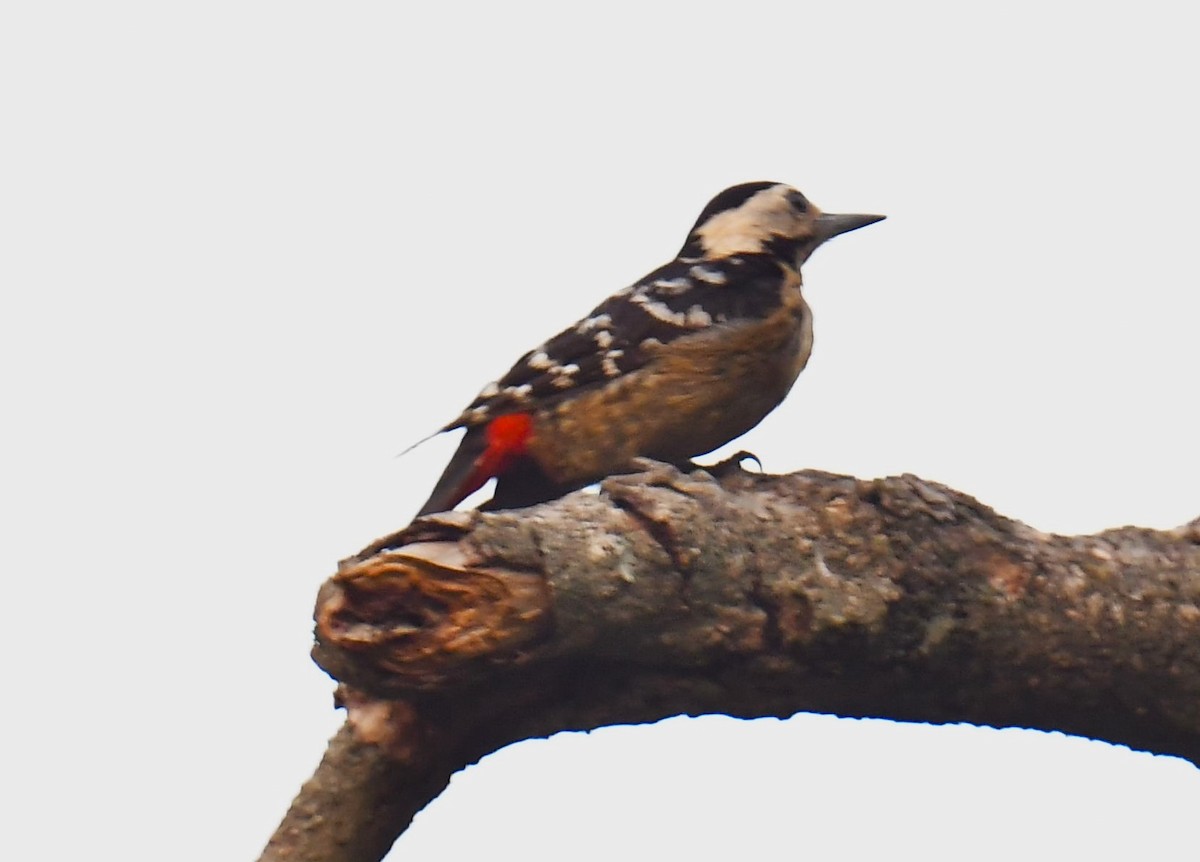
[{"xmin": 682, "ymin": 181, "xmax": 884, "ymax": 268}]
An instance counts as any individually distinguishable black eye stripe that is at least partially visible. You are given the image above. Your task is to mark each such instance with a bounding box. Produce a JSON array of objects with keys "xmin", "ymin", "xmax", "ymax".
[{"xmin": 787, "ymin": 190, "xmax": 809, "ymax": 213}]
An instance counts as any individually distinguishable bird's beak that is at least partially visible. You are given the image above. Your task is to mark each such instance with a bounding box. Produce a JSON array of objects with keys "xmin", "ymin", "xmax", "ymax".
[{"xmin": 814, "ymin": 212, "xmax": 886, "ymax": 243}]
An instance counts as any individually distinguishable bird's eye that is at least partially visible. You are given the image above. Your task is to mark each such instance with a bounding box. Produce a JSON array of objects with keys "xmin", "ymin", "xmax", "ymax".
[{"xmin": 787, "ymin": 191, "xmax": 810, "ymax": 213}]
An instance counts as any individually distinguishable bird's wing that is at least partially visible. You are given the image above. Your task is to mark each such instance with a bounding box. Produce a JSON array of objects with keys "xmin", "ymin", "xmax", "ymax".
[{"xmin": 447, "ymin": 254, "xmax": 789, "ymax": 429}]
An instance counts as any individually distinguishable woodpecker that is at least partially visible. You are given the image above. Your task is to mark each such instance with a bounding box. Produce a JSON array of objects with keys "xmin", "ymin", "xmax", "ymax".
[{"xmin": 413, "ymin": 181, "xmax": 883, "ymax": 517}]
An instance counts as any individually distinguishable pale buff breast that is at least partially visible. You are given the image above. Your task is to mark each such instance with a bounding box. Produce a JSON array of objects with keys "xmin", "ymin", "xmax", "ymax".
[{"xmin": 529, "ymin": 281, "xmax": 812, "ymax": 483}]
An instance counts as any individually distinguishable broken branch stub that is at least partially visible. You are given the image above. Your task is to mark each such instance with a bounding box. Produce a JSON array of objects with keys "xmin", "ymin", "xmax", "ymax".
[{"xmin": 315, "ymin": 537, "xmax": 551, "ymax": 692}]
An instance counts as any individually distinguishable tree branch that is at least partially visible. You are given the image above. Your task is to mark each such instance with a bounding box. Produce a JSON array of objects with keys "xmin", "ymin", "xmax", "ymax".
[{"xmin": 259, "ymin": 463, "xmax": 1200, "ymax": 862}]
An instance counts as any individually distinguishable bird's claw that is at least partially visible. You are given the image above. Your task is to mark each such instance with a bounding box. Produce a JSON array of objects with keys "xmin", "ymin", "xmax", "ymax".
[{"xmin": 701, "ymin": 450, "xmax": 762, "ymax": 478}]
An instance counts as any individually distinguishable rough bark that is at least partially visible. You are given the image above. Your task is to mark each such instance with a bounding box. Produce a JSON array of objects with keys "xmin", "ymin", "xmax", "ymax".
[{"xmin": 259, "ymin": 463, "xmax": 1200, "ymax": 862}]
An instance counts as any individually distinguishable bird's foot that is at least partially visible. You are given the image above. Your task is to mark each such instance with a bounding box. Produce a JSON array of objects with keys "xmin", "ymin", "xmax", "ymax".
[{"xmin": 695, "ymin": 450, "xmax": 762, "ymax": 478}]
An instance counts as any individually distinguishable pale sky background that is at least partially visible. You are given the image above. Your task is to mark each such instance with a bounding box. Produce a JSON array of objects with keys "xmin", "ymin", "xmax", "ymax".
[{"xmin": 2, "ymin": 3, "xmax": 1198, "ymax": 860}]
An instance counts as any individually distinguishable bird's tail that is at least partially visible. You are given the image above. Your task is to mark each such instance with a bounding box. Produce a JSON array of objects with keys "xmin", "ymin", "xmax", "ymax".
[
  {"xmin": 414, "ymin": 414, "xmax": 540, "ymax": 517},
  {"xmin": 414, "ymin": 425, "xmax": 491, "ymax": 517}
]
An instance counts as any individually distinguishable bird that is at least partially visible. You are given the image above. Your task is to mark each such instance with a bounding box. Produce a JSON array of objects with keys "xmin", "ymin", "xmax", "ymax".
[{"xmin": 412, "ymin": 181, "xmax": 883, "ymax": 518}]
